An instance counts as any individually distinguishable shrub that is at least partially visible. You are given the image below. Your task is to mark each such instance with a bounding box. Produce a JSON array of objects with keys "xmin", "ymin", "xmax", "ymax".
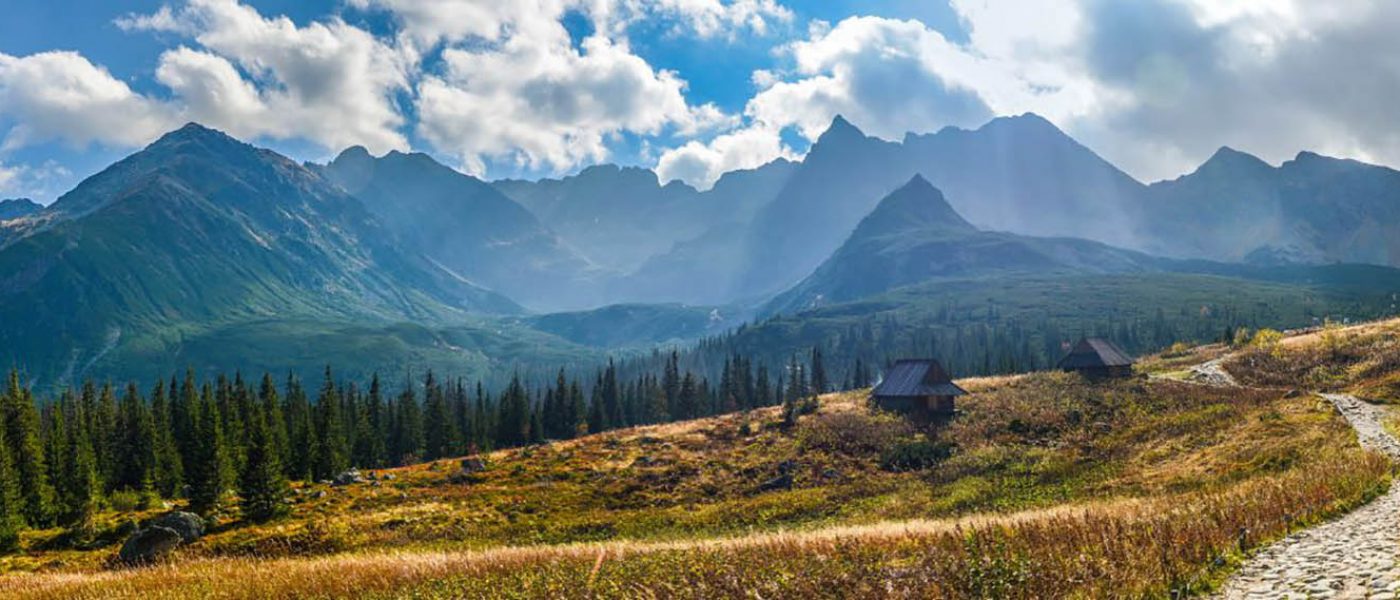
[
  {"xmin": 797, "ymin": 411, "xmax": 911, "ymax": 456},
  {"xmin": 880, "ymin": 437, "xmax": 956, "ymax": 472}
]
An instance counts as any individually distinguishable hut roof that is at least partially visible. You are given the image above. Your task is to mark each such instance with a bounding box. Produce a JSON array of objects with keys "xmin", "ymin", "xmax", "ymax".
[
  {"xmin": 872, "ymin": 359, "xmax": 967, "ymax": 398},
  {"xmin": 1057, "ymin": 338, "xmax": 1135, "ymax": 369}
]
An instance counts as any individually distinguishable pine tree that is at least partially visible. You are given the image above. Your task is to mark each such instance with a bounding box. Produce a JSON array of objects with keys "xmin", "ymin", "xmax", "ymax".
[
  {"xmin": 422, "ymin": 371, "xmax": 457, "ymax": 461},
  {"xmin": 391, "ymin": 380, "xmax": 423, "ymax": 466},
  {"xmin": 239, "ymin": 393, "xmax": 288, "ymax": 522},
  {"xmin": 3, "ymin": 371, "xmax": 55, "ymax": 526},
  {"xmin": 0, "ymin": 422, "xmax": 22, "ymax": 552},
  {"xmin": 112, "ymin": 383, "xmax": 155, "ymax": 493},
  {"xmin": 148, "ymin": 379, "xmax": 183, "ymax": 498},
  {"xmin": 282, "ymin": 374, "xmax": 314, "ymax": 481},
  {"xmin": 496, "ymin": 375, "xmax": 529, "ymax": 447},
  {"xmin": 187, "ymin": 384, "xmax": 231, "ymax": 517},
  {"xmin": 311, "ymin": 367, "xmax": 348, "ymax": 480},
  {"xmin": 257, "ymin": 374, "xmax": 288, "ymax": 477},
  {"xmin": 59, "ymin": 396, "xmax": 100, "ymax": 531},
  {"xmin": 810, "ymin": 347, "xmax": 828, "ymax": 396}
]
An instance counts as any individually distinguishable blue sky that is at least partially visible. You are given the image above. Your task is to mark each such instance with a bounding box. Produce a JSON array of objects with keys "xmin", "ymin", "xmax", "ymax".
[{"xmin": 3, "ymin": 0, "xmax": 1400, "ymax": 203}]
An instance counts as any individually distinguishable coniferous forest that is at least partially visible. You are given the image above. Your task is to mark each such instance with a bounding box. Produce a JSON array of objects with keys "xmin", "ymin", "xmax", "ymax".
[{"xmin": 0, "ymin": 347, "xmax": 845, "ymax": 547}]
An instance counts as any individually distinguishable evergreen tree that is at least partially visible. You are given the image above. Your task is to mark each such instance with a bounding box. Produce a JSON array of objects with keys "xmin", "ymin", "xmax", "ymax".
[
  {"xmin": 148, "ymin": 380, "xmax": 183, "ymax": 499},
  {"xmin": 496, "ymin": 375, "xmax": 530, "ymax": 447},
  {"xmin": 239, "ymin": 393, "xmax": 288, "ymax": 522},
  {"xmin": 391, "ymin": 380, "xmax": 423, "ymax": 465},
  {"xmin": 282, "ymin": 374, "xmax": 314, "ymax": 481},
  {"xmin": 311, "ymin": 368, "xmax": 348, "ymax": 480},
  {"xmin": 3, "ymin": 371, "xmax": 54, "ymax": 526},
  {"xmin": 0, "ymin": 422, "xmax": 22, "ymax": 552},
  {"xmin": 187, "ymin": 385, "xmax": 231, "ymax": 516},
  {"xmin": 422, "ymin": 371, "xmax": 457, "ymax": 461},
  {"xmin": 810, "ymin": 347, "xmax": 828, "ymax": 395},
  {"xmin": 112, "ymin": 383, "xmax": 155, "ymax": 493},
  {"xmin": 59, "ymin": 396, "xmax": 100, "ymax": 530}
]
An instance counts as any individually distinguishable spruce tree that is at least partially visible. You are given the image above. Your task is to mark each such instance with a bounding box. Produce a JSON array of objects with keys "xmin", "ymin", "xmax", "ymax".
[
  {"xmin": 0, "ymin": 423, "xmax": 21, "ymax": 553},
  {"xmin": 187, "ymin": 385, "xmax": 231, "ymax": 517},
  {"xmin": 3, "ymin": 371, "xmax": 55, "ymax": 526},
  {"xmin": 391, "ymin": 381, "xmax": 423, "ymax": 465},
  {"xmin": 59, "ymin": 396, "xmax": 100, "ymax": 531},
  {"xmin": 149, "ymin": 380, "xmax": 183, "ymax": 498},
  {"xmin": 239, "ymin": 396, "xmax": 288, "ymax": 522},
  {"xmin": 113, "ymin": 383, "xmax": 155, "ymax": 493},
  {"xmin": 422, "ymin": 371, "xmax": 457, "ymax": 461},
  {"xmin": 282, "ymin": 374, "xmax": 314, "ymax": 481},
  {"xmin": 311, "ymin": 368, "xmax": 348, "ymax": 480}
]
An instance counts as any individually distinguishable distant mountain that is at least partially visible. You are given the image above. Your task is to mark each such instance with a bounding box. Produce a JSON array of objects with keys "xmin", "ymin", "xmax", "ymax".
[
  {"xmin": 736, "ymin": 114, "xmax": 1146, "ymax": 299},
  {"xmin": 495, "ymin": 159, "xmax": 797, "ymax": 273},
  {"xmin": 320, "ymin": 147, "xmax": 601, "ymax": 311},
  {"xmin": 1139, "ymin": 148, "xmax": 1400, "ymax": 266},
  {"xmin": 525, "ymin": 303, "xmax": 738, "ymax": 348},
  {"xmin": 763, "ymin": 176, "xmax": 1156, "ymax": 315},
  {"xmin": 0, "ymin": 123, "xmax": 520, "ymax": 387},
  {"xmin": 0, "ymin": 198, "xmax": 40, "ymax": 220}
]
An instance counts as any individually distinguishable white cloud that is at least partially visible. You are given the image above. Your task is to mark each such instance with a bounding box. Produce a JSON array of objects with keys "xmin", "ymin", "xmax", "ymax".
[
  {"xmin": 131, "ymin": 0, "xmax": 413, "ymax": 154},
  {"xmin": 0, "ymin": 51, "xmax": 176, "ymax": 151},
  {"xmin": 655, "ymin": 124, "xmax": 794, "ymax": 188},
  {"xmin": 0, "ymin": 160, "xmax": 72, "ymax": 201},
  {"xmin": 404, "ymin": 0, "xmax": 740, "ymax": 175}
]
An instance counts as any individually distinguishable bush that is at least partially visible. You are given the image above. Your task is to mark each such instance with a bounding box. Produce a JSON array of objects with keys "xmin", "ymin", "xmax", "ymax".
[
  {"xmin": 880, "ymin": 437, "xmax": 956, "ymax": 472},
  {"xmin": 797, "ymin": 411, "xmax": 911, "ymax": 456},
  {"xmin": 108, "ymin": 490, "xmax": 153, "ymax": 513}
]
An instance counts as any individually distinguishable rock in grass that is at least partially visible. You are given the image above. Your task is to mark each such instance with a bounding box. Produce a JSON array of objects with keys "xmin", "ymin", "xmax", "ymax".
[
  {"xmin": 460, "ymin": 457, "xmax": 487, "ymax": 473},
  {"xmin": 758, "ymin": 472, "xmax": 793, "ymax": 492},
  {"xmin": 333, "ymin": 469, "xmax": 366, "ymax": 486},
  {"xmin": 118, "ymin": 526, "xmax": 183, "ymax": 566},
  {"xmin": 150, "ymin": 512, "xmax": 205, "ymax": 544}
]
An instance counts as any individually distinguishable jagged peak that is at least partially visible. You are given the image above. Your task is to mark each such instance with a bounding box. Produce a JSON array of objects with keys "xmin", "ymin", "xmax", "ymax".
[
  {"xmin": 854, "ymin": 174, "xmax": 976, "ymax": 237},
  {"xmin": 815, "ymin": 114, "xmax": 867, "ymax": 144},
  {"xmin": 333, "ymin": 145, "xmax": 373, "ymax": 163},
  {"xmin": 1199, "ymin": 145, "xmax": 1271, "ymax": 171}
]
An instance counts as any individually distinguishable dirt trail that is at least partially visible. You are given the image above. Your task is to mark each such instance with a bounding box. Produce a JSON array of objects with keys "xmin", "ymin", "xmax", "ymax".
[{"xmin": 1213, "ymin": 393, "xmax": 1400, "ymax": 599}]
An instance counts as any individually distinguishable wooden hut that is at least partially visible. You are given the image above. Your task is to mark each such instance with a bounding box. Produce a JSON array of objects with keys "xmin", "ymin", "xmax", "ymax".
[
  {"xmin": 871, "ymin": 359, "xmax": 966, "ymax": 419},
  {"xmin": 1057, "ymin": 338, "xmax": 1135, "ymax": 379}
]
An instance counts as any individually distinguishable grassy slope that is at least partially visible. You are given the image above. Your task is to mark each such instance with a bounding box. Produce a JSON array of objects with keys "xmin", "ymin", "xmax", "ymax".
[{"xmin": 2, "ymin": 352, "xmax": 1389, "ymax": 598}]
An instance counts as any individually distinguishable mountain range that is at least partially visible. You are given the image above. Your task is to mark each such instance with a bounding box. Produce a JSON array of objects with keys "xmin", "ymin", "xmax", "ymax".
[{"xmin": 6, "ymin": 114, "xmax": 1400, "ymax": 388}]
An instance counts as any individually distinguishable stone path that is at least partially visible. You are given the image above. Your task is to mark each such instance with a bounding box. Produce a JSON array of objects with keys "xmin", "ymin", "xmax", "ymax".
[{"xmin": 1213, "ymin": 394, "xmax": 1400, "ymax": 599}]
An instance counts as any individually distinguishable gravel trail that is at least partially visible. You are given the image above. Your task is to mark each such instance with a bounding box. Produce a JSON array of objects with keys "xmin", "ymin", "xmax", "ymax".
[{"xmin": 1213, "ymin": 393, "xmax": 1400, "ymax": 599}]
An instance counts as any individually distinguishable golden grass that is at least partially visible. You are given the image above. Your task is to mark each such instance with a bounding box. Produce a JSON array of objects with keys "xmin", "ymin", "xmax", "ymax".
[
  {"xmin": 0, "ymin": 366, "xmax": 1386, "ymax": 598},
  {"xmin": 3, "ymin": 449, "xmax": 1385, "ymax": 599}
]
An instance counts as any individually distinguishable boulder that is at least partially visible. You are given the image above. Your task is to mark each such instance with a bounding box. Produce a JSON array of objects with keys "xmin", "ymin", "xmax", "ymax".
[
  {"xmin": 150, "ymin": 511, "xmax": 205, "ymax": 544},
  {"xmin": 460, "ymin": 457, "xmax": 487, "ymax": 473},
  {"xmin": 333, "ymin": 469, "xmax": 365, "ymax": 486},
  {"xmin": 381, "ymin": 473, "xmax": 397, "ymax": 481},
  {"xmin": 118, "ymin": 526, "xmax": 183, "ymax": 566}
]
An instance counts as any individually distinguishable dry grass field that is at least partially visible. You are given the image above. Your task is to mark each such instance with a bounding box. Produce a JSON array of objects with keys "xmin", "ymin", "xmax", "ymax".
[{"xmin": 5, "ymin": 321, "xmax": 1400, "ymax": 598}]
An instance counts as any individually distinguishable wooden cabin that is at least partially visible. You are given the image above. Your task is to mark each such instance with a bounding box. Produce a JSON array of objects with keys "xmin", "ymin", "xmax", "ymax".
[
  {"xmin": 871, "ymin": 359, "xmax": 967, "ymax": 420},
  {"xmin": 1057, "ymin": 338, "xmax": 1135, "ymax": 379}
]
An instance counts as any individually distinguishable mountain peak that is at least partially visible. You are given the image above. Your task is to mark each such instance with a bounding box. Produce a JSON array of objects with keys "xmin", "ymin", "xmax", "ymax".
[
  {"xmin": 0, "ymin": 198, "xmax": 42, "ymax": 220},
  {"xmin": 147, "ymin": 122, "xmax": 245, "ymax": 154},
  {"xmin": 853, "ymin": 174, "xmax": 976, "ymax": 239},
  {"xmin": 1199, "ymin": 146, "xmax": 1271, "ymax": 172},
  {"xmin": 816, "ymin": 114, "xmax": 867, "ymax": 144}
]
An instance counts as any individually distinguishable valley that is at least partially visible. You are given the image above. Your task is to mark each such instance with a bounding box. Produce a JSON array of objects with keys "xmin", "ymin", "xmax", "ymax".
[{"xmin": 4, "ymin": 319, "xmax": 1399, "ymax": 597}]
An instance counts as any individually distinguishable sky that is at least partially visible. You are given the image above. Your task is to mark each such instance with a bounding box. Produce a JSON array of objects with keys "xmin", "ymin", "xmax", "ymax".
[{"xmin": 3, "ymin": 0, "xmax": 1400, "ymax": 203}]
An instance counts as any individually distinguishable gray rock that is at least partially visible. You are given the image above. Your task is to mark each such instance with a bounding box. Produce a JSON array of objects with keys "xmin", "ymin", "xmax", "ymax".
[
  {"xmin": 118, "ymin": 526, "xmax": 183, "ymax": 566},
  {"xmin": 460, "ymin": 457, "xmax": 487, "ymax": 473},
  {"xmin": 333, "ymin": 469, "xmax": 365, "ymax": 486},
  {"xmin": 150, "ymin": 511, "xmax": 204, "ymax": 544}
]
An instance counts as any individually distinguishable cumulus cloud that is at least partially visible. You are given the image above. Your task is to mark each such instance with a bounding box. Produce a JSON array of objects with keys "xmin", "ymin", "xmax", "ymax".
[
  {"xmin": 655, "ymin": 124, "xmax": 794, "ymax": 188},
  {"xmin": 1072, "ymin": 0, "xmax": 1400, "ymax": 180},
  {"xmin": 128, "ymin": 0, "xmax": 413, "ymax": 154},
  {"xmin": 655, "ymin": 10, "xmax": 1097, "ymax": 189},
  {"xmin": 401, "ymin": 0, "xmax": 738, "ymax": 175},
  {"xmin": 0, "ymin": 51, "xmax": 175, "ymax": 151}
]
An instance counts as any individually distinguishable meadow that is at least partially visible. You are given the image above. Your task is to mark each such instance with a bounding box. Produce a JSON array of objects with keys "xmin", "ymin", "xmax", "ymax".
[{"xmin": 2, "ymin": 328, "xmax": 1394, "ymax": 598}]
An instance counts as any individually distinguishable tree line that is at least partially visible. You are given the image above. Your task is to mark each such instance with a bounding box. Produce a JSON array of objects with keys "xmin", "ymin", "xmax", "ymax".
[{"xmin": 0, "ymin": 349, "xmax": 839, "ymax": 551}]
